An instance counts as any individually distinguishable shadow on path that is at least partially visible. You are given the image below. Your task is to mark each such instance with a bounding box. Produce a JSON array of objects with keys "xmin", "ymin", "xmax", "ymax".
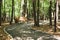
[{"xmin": 5, "ymin": 23, "xmax": 58, "ymax": 40}]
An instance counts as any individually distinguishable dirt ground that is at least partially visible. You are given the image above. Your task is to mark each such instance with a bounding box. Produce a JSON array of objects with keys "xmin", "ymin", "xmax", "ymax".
[
  {"xmin": 0, "ymin": 23, "xmax": 11, "ymax": 40},
  {"xmin": 32, "ymin": 25, "xmax": 60, "ymax": 36},
  {"xmin": 1, "ymin": 22, "xmax": 60, "ymax": 40}
]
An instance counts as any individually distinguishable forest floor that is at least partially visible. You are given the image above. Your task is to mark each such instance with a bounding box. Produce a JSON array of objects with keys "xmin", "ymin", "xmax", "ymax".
[
  {"xmin": 0, "ymin": 22, "xmax": 60, "ymax": 40},
  {"xmin": 0, "ymin": 23, "xmax": 11, "ymax": 40},
  {"xmin": 32, "ymin": 25, "xmax": 60, "ymax": 36}
]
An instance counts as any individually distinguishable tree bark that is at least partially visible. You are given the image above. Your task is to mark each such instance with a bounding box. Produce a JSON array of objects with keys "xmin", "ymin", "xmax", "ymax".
[
  {"xmin": 54, "ymin": 3, "xmax": 57, "ymax": 32},
  {"xmin": 22, "ymin": 0, "xmax": 27, "ymax": 17},
  {"xmin": 3, "ymin": 0, "xmax": 6, "ymax": 22},
  {"xmin": 10, "ymin": 0, "xmax": 14, "ymax": 24},
  {"xmin": 49, "ymin": 1, "xmax": 52, "ymax": 26},
  {"xmin": 56, "ymin": 1, "xmax": 58, "ymax": 24},
  {"xmin": 0, "ymin": 0, "xmax": 2, "ymax": 26},
  {"xmin": 27, "ymin": 9, "xmax": 29, "ymax": 20},
  {"xmin": 36, "ymin": 0, "xmax": 39, "ymax": 27},
  {"xmin": 33, "ymin": 0, "xmax": 37, "ymax": 26}
]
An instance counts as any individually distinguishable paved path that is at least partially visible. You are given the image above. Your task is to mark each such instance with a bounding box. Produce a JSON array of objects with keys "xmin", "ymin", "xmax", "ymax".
[{"xmin": 5, "ymin": 23, "xmax": 60, "ymax": 40}]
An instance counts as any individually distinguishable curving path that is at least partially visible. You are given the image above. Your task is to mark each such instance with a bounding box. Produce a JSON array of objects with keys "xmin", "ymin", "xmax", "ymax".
[{"xmin": 5, "ymin": 23, "xmax": 59, "ymax": 40}]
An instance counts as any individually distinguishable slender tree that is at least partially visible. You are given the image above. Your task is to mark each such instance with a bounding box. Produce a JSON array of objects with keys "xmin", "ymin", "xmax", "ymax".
[
  {"xmin": 36, "ymin": 0, "xmax": 39, "ymax": 26},
  {"xmin": 33, "ymin": 0, "xmax": 37, "ymax": 26},
  {"xmin": 10, "ymin": 0, "xmax": 14, "ymax": 24},
  {"xmin": 54, "ymin": 3, "xmax": 57, "ymax": 32},
  {"xmin": 22, "ymin": 0, "xmax": 27, "ymax": 17},
  {"xmin": 3, "ymin": 0, "xmax": 6, "ymax": 22},
  {"xmin": 0, "ymin": 0, "xmax": 2, "ymax": 26},
  {"xmin": 27, "ymin": 0, "xmax": 30, "ymax": 20},
  {"xmin": 27, "ymin": 8, "xmax": 29, "ymax": 20},
  {"xmin": 49, "ymin": 1, "xmax": 52, "ymax": 26}
]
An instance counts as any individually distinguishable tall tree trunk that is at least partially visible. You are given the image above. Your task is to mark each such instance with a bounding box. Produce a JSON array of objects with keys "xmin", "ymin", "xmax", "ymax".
[
  {"xmin": 27, "ymin": 0, "xmax": 31, "ymax": 20},
  {"xmin": 3, "ymin": 0, "xmax": 6, "ymax": 22},
  {"xmin": 27, "ymin": 9, "xmax": 29, "ymax": 20},
  {"xmin": 49, "ymin": 1, "xmax": 52, "ymax": 26},
  {"xmin": 10, "ymin": 0, "xmax": 14, "ymax": 24},
  {"xmin": 36, "ymin": 0, "xmax": 39, "ymax": 26},
  {"xmin": 54, "ymin": 3, "xmax": 57, "ymax": 32},
  {"xmin": 9, "ymin": 9, "xmax": 11, "ymax": 22},
  {"xmin": 56, "ymin": 1, "xmax": 58, "ymax": 24},
  {"xmin": 22, "ymin": 0, "xmax": 27, "ymax": 17},
  {"xmin": 28, "ymin": 0, "xmax": 30, "ymax": 19},
  {"xmin": 33, "ymin": 0, "xmax": 37, "ymax": 26},
  {"xmin": 0, "ymin": 0, "xmax": 2, "ymax": 26}
]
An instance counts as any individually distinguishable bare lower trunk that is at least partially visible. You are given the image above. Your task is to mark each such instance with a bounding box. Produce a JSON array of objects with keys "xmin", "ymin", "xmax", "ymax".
[
  {"xmin": 10, "ymin": 0, "xmax": 14, "ymax": 24},
  {"xmin": 0, "ymin": 0, "xmax": 2, "ymax": 26},
  {"xmin": 36, "ymin": 0, "xmax": 39, "ymax": 27},
  {"xmin": 33, "ymin": 0, "xmax": 37, "ymax": 26},
  {"xmin": 22, "ymin": 0, "xmax": 27, "ymax": 17},
  {"xmin": 54, "ymin": 3, "xmax": 57, "ymax": 32},
  {"xmin": 56, "ymin": 1, "xmax": 58, "ymax": 23},
  {"xmin": 49, "ymin": 1, "xmax": 52, "ymax": 26}
]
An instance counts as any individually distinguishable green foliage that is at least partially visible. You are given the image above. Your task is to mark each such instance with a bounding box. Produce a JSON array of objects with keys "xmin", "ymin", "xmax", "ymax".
[
  {"xmin": 2, "ymin": 0, "xmax": 55, "ymax": 18},
  {"xmin": 39, "ymin": 0, "xmax": 55, "ymax": 18}
]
